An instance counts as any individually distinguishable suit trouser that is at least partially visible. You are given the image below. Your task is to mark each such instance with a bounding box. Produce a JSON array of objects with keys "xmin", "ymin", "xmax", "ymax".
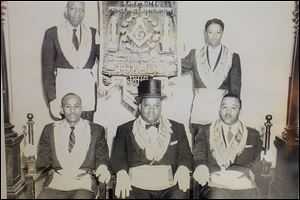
[
  {"xmin": 123, "ymin": 184, "xmax": 188, "ymax": 199},
  {"xmin": 199, "ymin": 184, "xmax": 259, "ymax": 199},
  {"xmin": 37, "ymin": 188, "xmax": 93, "ymax": 199}
]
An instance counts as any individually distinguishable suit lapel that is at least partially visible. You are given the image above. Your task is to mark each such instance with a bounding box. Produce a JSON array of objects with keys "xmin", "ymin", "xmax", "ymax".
[
  {"xmin": 129, "ymin": 129, "xmax": 142, "ymax": 156},
  {"xmin": 49, "ymin": 125, "xmax": 62, "ymax": 169},
  {"xmin": 213, "ymin": 46, "xmax": 222, "ymax": 72}
]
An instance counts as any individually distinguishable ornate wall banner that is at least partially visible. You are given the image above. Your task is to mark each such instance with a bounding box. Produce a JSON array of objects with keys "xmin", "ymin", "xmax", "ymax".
[{"xmin": 98, "ymin": 1, "xmax": 178, "ymax": 112}]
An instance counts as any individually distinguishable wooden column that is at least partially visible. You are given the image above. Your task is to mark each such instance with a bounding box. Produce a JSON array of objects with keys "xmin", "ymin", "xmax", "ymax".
[
  {"xmin": 270, "ymin": 1, "xmax": 299, "ymax": 199},
  {"xmin": 1, "ymin": 2, "xmax": 25, "ymax": 198},
  {"xmin": 283, "ymin": 1, "xmax": 299, "ymax": 140}
]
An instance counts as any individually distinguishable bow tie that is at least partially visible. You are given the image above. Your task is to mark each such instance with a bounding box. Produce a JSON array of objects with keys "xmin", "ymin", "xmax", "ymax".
[{"xmin": 145, "ymin": 122, "xmax": 160, "ymax": 129}]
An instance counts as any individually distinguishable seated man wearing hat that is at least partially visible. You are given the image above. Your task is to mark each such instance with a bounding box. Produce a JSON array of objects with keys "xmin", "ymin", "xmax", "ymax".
[{"xmin": 111, "ymin": 79, "xmax": 193, "ymax": 199}]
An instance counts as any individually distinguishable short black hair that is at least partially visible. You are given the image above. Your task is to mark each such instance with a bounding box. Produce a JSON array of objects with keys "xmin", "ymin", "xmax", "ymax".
[
  {"xmin": 221, "ymin": 93, "xmax": 242, "ymax": 108},
  {"xmin": 61, "ymin": 93, "xmax": 81, "ymax": 106},
  {"xmin": 205, "ymin": 18, "xmax": 224, "ymax": 32}
]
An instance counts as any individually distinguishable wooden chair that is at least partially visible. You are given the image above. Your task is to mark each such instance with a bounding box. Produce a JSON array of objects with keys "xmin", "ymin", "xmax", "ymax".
[{"xmin": 25, "ymin": 166, "xmax": 54, "ymax": 199}]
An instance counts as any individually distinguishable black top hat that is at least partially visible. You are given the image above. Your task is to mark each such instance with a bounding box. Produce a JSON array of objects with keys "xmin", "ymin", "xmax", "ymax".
[{"xmin": 135, "ymin": 79, "xmax": 166, "ymax": 103}]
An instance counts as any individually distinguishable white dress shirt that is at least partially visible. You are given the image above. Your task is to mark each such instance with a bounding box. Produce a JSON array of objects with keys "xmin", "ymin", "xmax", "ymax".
[
  {"xmin": 222, "ymin": 121, "xmax": 239, "ymax": 147},
  {"xmin": 208, "ymin": 44, "xmax": 222, "ymax": 69}
]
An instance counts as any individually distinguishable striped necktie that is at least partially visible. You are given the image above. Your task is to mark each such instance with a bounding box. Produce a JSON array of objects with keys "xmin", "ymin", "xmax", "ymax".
[
  {"xmin": 68, "ymin": 126, "xmax": 75, "ymax": 153},
  {"xmin": 228, "ymin": 126, "xmax": 234, "ymax": 143},
  {"xmin": 72, "ymin": 29, "xmax": 79, "ymax": 51}
]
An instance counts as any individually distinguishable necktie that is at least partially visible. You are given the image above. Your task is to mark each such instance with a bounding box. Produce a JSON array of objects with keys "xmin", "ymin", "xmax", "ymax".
[
  {"xmin": 145, "ymin": 122, "xmax": 160, "ymax": 129},
  {"xmin": 228, "ymin": 126, "xmax": 234, "ymax": 142},
  {"xmin": 68, "ymin": 126, "xmax": 75, "ymax": 153},
  {"xmin": 72, "ymin": 29, "xmax": 79, "ymax": 51}
]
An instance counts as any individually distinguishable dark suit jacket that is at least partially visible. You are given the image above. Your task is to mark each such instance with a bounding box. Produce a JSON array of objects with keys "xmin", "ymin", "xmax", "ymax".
[
  {"xmin": 41, "ymin": 26, "xmax": 99, "ymax": 105},
  {"xmin": 181, "ymin": 47, "xmax": 241, "ymax": 97},
  {"xmin": 36, "ymin": 121, "xmax": 109, "ymax": 171},
  {"xmin": 111, "ymin": 119, "xmax": 193, "ymax": 175},
  {"xmin": 192, "ymin": 124, "xmax": 263, "ymax": 185}
]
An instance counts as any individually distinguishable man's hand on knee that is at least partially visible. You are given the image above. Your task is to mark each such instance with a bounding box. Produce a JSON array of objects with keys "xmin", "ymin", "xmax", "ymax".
[
  {"xmin": 95, "ymin": 164, "xmax": 111, "ymax": 184},
  {"xmin": 173, "ymin": 165, "xmax": 190, "ymax": 192},
  {"xmin": 193, "ymin": 165, "xmax": 209, "ymax": 186},
  {"xmin": 115, "ymin": 170, "xmax": 132, "ymax": 199}
]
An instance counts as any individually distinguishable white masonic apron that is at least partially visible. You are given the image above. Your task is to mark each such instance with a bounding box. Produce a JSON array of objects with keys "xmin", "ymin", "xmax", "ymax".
[{"xmin": 190, "ymin": 45, "xmax": 233, "ymax": 124}]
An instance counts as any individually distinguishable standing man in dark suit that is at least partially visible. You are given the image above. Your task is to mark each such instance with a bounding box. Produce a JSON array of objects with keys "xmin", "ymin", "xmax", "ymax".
[
  {"xmin": 24, "ymin": 93, "xmax": 110, "ymax": 199},
  {"xmin": 193, "ymin": 93, "xmax": 263, "ymax": 199},
  {"xmin": 111, "ymin": 79, "xmax": 193, "ymax": 199},
  {"xmin": 181, "ymin": 18, "xmax": 241, "ymax": 125},
  {"xmin": 42, "ymin": 1, "xmax": 99, "ymax": 121}
]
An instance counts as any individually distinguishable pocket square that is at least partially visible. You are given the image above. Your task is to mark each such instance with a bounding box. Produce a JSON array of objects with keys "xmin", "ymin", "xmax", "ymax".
[
  {"xmin": 245, "ymin": 145, "xmax": 253, "ymax": 148},
  {"xmin": 170, "ymin": 140, "xmax": 178, "ymax": 145}
]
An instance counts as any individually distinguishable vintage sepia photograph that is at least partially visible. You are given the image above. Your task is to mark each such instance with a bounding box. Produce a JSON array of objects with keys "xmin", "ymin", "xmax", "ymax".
[{"xmin": 1, "ymin": 1, "xmax": 299, "ymax": 199}]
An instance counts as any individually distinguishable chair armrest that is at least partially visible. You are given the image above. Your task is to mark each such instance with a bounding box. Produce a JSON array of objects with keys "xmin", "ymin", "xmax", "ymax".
[
  {"xmin": 94, "ymin": 174, "xmax": 116, "ymax": 199},
  {"xmin": 25, "ymin": 166, "xmax": 54, "ymax": 199}
]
